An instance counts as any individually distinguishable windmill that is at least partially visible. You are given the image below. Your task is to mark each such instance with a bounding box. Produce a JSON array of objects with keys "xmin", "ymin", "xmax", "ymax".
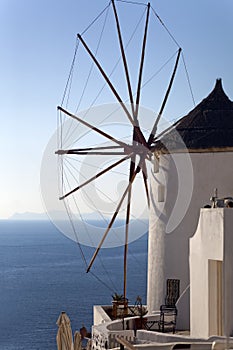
[{"xmin": 55, "ymin": 0, "xmax": 182, "ymax": 306}]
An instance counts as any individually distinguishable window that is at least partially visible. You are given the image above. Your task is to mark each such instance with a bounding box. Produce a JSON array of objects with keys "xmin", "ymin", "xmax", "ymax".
[{"xmin": 158, "ymin": 184, "xmax": 165, "ymax": 202}]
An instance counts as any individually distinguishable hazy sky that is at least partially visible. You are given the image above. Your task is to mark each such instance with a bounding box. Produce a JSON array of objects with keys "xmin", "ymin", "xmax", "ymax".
[{"xmin": 1, "ymin": 0, "xmax": 233, "ymax": 219}]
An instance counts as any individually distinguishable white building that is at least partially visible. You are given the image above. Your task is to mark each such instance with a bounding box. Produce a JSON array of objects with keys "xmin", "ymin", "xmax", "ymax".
[
  {"xmin": 147, "ymin": 79, "xmax": 233, "ymax": 329},
  {"xmin": 190, "ymin": 208, "xmax": 233, "ymax": 338}
]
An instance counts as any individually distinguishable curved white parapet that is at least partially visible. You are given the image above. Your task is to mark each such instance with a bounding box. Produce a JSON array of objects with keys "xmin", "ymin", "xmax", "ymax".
[{"xmin": 190, "ymin": 208, "xmax": 233, "ymax": 338}]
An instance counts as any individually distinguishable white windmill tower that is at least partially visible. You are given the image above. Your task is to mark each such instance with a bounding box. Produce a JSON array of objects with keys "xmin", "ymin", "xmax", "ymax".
[{"xmin": 147, "ymin": 79, "xmax": 233, "ymax": 329}]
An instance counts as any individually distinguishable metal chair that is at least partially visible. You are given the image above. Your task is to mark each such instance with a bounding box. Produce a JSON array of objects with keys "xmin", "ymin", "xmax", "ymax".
[{"xmin": 158, "ymin": 305, "xmax": 177, "ymax": 333}]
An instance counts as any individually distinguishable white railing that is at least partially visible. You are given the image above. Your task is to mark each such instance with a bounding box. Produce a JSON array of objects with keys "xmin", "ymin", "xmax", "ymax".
[{"xmin": 92, "ymin": 322, "xmax": 135, "ymax": 350}]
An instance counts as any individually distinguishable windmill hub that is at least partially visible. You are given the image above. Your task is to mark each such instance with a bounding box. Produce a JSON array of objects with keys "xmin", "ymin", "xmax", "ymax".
[{"xmin": 132, "ymin": 143, "xmax": 151, "ymax": 157}]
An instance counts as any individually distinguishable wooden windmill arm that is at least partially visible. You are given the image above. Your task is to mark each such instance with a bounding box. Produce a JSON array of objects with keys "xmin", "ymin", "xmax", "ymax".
[
  {"xmin": 77, "ymin": 34, "xmax": 135, "ymax": 127},
  {"xmin": 111, "ymin": 0, "xmax": 135, "ymax": 119},
  {"xmin": 59, "ymin": 153, "xmax": 133, "ymax": 200},
  {"xmin": 135, "ymin": 2, "xmax": 150, "ymax": 120},
  {"xmin": 86, "ymin": 157, "xmax": 144, "ymax": 273},
  {"xmin": 57, "ymin": 106, "xmax": 128, "ymax": 148},
  {"xmin": 148, "ymin": 47, "xmax": 182, "ymax": 146}
]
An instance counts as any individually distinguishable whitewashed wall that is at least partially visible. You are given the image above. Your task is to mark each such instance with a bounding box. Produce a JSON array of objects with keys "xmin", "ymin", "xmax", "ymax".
[
  {"xmin": 190, "ymin": 208, "xmax": 233, "ymax": 338},
  {"xmin": 147, "ymin": 151, "xmax": 233, "ymax": 330}
]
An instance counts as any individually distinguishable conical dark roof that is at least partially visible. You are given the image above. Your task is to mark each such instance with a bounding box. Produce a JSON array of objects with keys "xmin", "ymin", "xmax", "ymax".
[{"xmin": 155, "ymin": 79, "xmax": 233, "ymax": 152}]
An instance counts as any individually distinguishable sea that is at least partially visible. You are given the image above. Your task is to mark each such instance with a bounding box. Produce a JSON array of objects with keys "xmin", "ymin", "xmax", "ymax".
[{"xmin": 0, "ymin": 220, "xmax": 148, "ymax": 350}]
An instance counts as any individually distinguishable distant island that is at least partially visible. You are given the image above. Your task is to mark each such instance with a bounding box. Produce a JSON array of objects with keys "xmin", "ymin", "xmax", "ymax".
[
  {"xmin": 8, "ymin": 212, "xmax": 50, "ymax": 220},
  {"xmin": 7, "ymin": 211, "xmax": 115, "ymax": 221}
]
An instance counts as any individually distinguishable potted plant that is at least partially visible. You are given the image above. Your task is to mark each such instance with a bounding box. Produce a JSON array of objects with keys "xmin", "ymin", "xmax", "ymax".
[{"xmin": 112, "ymin": 293, "xmax": 128, "ymax": 318}]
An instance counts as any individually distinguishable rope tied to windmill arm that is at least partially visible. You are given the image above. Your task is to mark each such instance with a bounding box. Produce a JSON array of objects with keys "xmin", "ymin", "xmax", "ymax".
[{"xmin": 147, "ymin": 47, "xmax": 182, "ymax": 146}]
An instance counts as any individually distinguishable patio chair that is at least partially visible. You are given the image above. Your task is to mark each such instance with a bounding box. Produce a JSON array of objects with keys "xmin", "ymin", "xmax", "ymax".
[{"xmin": 158, "ymin": 305, "xmax": 177, "ymax": 333}]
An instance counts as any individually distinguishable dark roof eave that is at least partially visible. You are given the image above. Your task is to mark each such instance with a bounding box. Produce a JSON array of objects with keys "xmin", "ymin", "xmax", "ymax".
[
  {"xmin": 154, "ymin": 146, "xmax": 233, "ymax": 155},
  {"xmin": 156, "ymin": 79, "xmax": 233, "ymax": 150}
]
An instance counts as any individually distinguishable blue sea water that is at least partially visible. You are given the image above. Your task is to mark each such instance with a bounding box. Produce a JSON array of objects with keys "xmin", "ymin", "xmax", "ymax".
[{"xmin": 0, "ymin": 220, "xmax": 148, "ymax": 350}]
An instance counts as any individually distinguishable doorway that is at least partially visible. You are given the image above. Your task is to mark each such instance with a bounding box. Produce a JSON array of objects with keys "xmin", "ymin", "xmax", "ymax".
[{"xmin": 208, "ymin": 259, "xmax": 223, "ymax": 336}]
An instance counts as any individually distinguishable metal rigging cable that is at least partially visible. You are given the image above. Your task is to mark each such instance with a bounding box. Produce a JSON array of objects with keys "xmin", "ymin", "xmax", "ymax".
[
  {"xmin": 182, "ymin": 53, "xmax": 196, "ymax": 107},
  {"xmin": 116, "ymin": 0, "xmax": 146, "ymax": 6},
  {"xmin": 151, "ymin": 6, "xmax": 181, "ymax": 48},
  {"xmin": 75, "ymin": 4, "xmax": 111, "ymax": 114},
  {"xmin": 62, "ymin": 158, "xmax": 119, "ymax": 291},
  {"xmin": 61, "ymin": 39, "xmax": 80, "ymax": 107},
  {"xmin": 81, "ymin": 2, "xmax": 111, "ymax": 37}
]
